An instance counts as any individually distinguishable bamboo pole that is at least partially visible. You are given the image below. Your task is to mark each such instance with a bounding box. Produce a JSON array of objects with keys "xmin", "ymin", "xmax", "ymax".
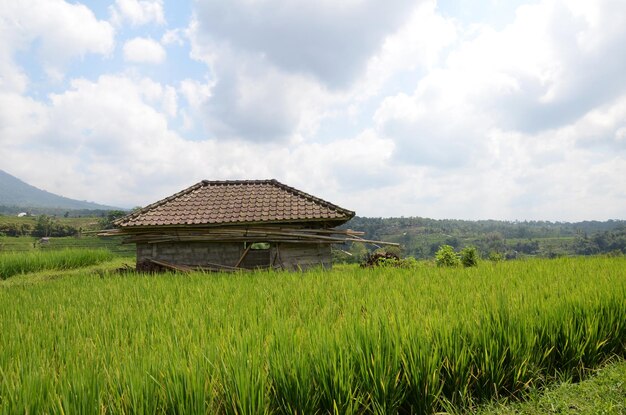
[{"xmin": 234, "ymin": 245, "xmax": 252, "ymax": 268}]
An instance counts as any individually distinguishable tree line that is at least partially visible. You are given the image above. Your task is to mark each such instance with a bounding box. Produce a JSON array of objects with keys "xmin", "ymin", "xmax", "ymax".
[{"xmin": 338, "ymin": 217, "xmax": 626, "ymax": 261}]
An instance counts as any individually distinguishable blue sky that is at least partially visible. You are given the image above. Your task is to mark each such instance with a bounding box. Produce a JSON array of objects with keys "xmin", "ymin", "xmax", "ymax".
[{"xmin": 0, "ymin": 0, "xmax": 625, "ymax": 221}]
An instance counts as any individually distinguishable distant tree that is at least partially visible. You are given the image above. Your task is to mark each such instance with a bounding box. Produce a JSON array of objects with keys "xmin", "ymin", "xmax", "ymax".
[
  {"xmin": 349, "ymin": 242, "xmax": 369, "ymax": 264},
  {"xmin": 33, "ymin": 215, "xmax": 53, "ymax": 237},
  {"xmin": 20, "ymin": 223, "xmax": 32, "ymax": 236},
  {"xmin": 98, "ymin": 210, "xmax": 127, "ymax": 229},
  {"xmin": 481, "ymin": 232, "xmax": 506, "ymax": 254},
  {"xmin": 574, "ymin": 235, "xmax": 600, "ymax": 255},
  {"xmin": 444, "ymin": 236, "xmax": 461, "ymax": 249},
  {"xmin": 512, "ymin": 240, "xmax": 540, "ymax": 255}
]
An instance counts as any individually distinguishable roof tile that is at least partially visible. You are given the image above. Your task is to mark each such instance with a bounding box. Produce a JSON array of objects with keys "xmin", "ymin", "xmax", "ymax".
[{"xmin": 115, "ymin": 179, "xmax": 355, "ymax": 228}]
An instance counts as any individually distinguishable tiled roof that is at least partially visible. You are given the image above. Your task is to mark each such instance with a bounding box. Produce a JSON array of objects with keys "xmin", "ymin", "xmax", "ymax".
[{"xmin": 114, "ymin": 180, "xmax": 355, "ymax": 228}]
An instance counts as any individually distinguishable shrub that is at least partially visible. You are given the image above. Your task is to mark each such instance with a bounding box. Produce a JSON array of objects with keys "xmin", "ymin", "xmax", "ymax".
[
  {"xmin": 397, "ymin": 256, "xmax": 420, "ymax": 269},
  {"xmin": 435, "ymin": 244, "xmax": 460, "ymax": 267},
  {"xmin": 361, "ymin": 251, "xmax": 401, "ymax": 268},
  {"xmin": 460, "ymin": 246, "xmax": 479, "ymax": 267},
  {"xmin": 488, "ymin": 252, "xmax": 503, "ymax": 262}
]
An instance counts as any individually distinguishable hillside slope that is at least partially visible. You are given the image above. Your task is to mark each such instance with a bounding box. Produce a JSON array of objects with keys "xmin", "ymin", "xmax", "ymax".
[{"xmin": 0, "ymin": 169, "xmax": 118, "ymax": 211}]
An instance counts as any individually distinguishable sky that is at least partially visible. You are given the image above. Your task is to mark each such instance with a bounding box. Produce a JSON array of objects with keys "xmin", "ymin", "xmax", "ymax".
[{"xmin": 0, "ymin": 0, "xmax": 625, "ymax": 221}]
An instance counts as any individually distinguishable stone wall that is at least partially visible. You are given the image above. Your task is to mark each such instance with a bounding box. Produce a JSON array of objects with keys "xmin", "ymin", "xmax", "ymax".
[
  {"xmin": 136, "ymin": 241, "xmax": 332, "ymax": 271},
  {"xmin": 137, "ymin": 241, "xmax": 242, "ymax": 269}
]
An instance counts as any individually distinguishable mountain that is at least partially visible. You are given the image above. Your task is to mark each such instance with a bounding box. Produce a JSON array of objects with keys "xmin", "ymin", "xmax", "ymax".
[{"xmin": 0, "ymin": 169, "xmax": 120, "ymax": 211}]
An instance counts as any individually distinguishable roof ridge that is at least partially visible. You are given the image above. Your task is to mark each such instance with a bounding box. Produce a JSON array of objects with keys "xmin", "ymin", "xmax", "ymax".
[{"xmin": 200, "ymin": 179, "xmax": 276, "ymax": 185}]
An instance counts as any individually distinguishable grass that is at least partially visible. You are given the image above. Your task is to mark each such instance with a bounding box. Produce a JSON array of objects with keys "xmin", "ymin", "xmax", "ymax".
[
  {"xmin": 473, "ymin": 358, "xmax": 626, "ymax": 414},
  {"xmin": 0, "ymin": 248, "xmax": 115, "ymax": 279},
  {"xmin": 0, "ymin": 257, "xmax": 624, "ymax": 414},
  {"xmin": 0, "ymin": 214, "xmax": 101, "ymax": 229}
]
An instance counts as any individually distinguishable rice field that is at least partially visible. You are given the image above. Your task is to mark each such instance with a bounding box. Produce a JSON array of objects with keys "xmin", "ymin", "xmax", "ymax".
[
  {"xmin": 0, "ymin": 235, "xmax": 135, "ymax": 255},
  {"xmin": 0, "ymin": 248, "xmax": 115, "ymax": 279},
  {"xmin": 0, "ymin": 257, "xmax": 624, "ymax": 414}
]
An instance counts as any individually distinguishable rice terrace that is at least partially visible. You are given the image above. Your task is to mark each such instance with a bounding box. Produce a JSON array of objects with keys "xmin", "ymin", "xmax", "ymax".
[{"xmin": 1, "ymin": 209, "xmax": 625, "ymax": 413}]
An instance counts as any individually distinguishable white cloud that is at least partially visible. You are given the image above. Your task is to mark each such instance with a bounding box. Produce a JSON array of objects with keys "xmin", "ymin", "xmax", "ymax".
[
  {"xmin": 2, "ymin": 75, "xmax": 192, "ymax": 205},
  {"xmin": 0, "ymin": 72, "xmax": 387, "ymax": 211},
  {"xmin": 110, "ymin": 0, "xmax": 165, "ymax": 26},
  {"xmin": 123, "ymin": 37, "xmax": 166, "ymax": 64},
  {"xmin": 191, "ymin": 0, "xmax": 418, "ymax": 89},
  {"xmin": 357, "ymin": 0, "xmax": 457, "ymax": 98},
  {"xmin": 0, "ymin": 93, "xmax": 48, "ymax": 146},
  {"xmin": 161, "ymin": 29, "xmax": 186, "ymax": 46},
  {"xmin": 351, "ymin": 0, "xmax": 626, "ymax": 219},
  {"xmin": 0, "ymin": 0, "xmax": 114, "ymax": 83},
  {"xmin": 186, "ymin": 30, "xmax": 342, "ymax": 142},
  {"xmin": 371, "ymin": 0, "xmax": 626, "ymax": 167},
  {"xmin": 179, "ymin": 79, "xmax": 212, "ymax": 110},
  {"xmin": 1, "ymin": 0, "xmax": 625, "ymax": 221},
  {"xmin": 187, "ymin": 0, "xmax": 456, "ymax": 145}
]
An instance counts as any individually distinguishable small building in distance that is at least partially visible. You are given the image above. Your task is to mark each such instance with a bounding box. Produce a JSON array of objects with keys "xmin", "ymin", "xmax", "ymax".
[{"xmin": 101, "ymin": 179, "xmax": 369, "ymax": 272}]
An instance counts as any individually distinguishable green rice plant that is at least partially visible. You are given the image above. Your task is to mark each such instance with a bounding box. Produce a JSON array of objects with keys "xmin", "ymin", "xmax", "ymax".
[
  {"xmin": 0, "ymin": 257, "xmax": 624, "ymax": 414},
  {"xmin": 0, "ymin": 248, "xmax": 114, "ymax": 279},
  {"xmin": 399, "ymin": 335, "xmax": 443, "ymax": 414}
]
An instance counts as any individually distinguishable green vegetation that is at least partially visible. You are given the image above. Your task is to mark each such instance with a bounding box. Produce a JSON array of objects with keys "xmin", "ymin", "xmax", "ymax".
[
  {"xmin": 473, "ymin": 359, "xmax": 626, "ymax": 415},
  {"xmin": 460, "ymin": 246, "xmax": 479, "ymax": 267},
  {"xmin": 435, "ymin": 244, "xmax": 460, "ymax": 267},
  {"xmin": 0, "ymin": 249, "xmax": 115, "ymax": 279},
  {"xmin": 341, "ymin": 217, "xmax": 626, "ymax": 260},
  {"xmin": 0, "ymin": 214, "xmax": 134, "ymax": 256},
  {"xmin": 0, "ymin": 234, "xmax": 133, "ymax": 254},
  {"xmin": 0, "ymin": 257, "xmax": 624, "ymax": 414},
  {"xmin": 0, "ymin": 213, "xmax": 102, "ymax": 237}
]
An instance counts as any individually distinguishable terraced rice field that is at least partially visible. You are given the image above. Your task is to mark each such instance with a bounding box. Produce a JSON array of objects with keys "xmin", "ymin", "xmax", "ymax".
[{"xmin": 0, "ymin": 256, "xmax": 624, "ymax": 414}]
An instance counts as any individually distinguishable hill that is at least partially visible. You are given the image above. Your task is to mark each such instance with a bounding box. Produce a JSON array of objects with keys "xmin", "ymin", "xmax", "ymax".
[
  {"xmin": 0, "ymin": 169, "xmax": 119, "ymax": 212},
  {"xmin": 340, "ymin": 216, "xmax": 626, "ymax": 260}
]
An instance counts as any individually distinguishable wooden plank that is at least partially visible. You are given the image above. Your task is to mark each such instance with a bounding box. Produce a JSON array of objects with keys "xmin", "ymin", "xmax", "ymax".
[{"xmin": 148, "ymin": 258, "xmax": 193, "ymax": 273}]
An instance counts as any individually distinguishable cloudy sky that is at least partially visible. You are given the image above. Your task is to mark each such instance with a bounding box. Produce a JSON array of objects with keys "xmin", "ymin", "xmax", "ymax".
[{"xmin": 1, "ymin": 0, "xmax": 625, "ymax": 221}]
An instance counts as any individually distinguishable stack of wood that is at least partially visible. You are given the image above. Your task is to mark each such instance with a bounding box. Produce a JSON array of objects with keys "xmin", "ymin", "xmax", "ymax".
[
  {"xmin": 361, "ymin": 251, "xmax": 401, "ymax": 268},
  {"xmin": 97, "ymin": 226, "xmax": 398, "ymax": 246}
]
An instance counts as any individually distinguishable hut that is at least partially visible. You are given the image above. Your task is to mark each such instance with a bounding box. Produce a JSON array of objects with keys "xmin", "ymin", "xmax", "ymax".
[{"xmin": 100, "ymin": 179, "xmax": 384, "ymax": 272}]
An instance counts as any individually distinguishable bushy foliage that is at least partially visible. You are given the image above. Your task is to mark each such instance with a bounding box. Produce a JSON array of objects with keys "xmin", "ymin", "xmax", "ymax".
[
  {"xmin": 98, "ymin": 210, "xmax": 127, "ymax": 229},
  {"xmin": 489, "ymin": 252, "xmax": 504, "ymax": 262},
  {"xmin": 460, "ymin": 246, "xmax": 479, "ymax": 267},
  {"xmin": 435, "ymin": 244, "xmax": 460, "ymax": 267},
  {"xmin": 0, "ymin": 222, "xmax": 32, "ymax": 237},
  {"xmin": 32, "ymin": 215, "xmax": 78, "ymax": 237}
]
